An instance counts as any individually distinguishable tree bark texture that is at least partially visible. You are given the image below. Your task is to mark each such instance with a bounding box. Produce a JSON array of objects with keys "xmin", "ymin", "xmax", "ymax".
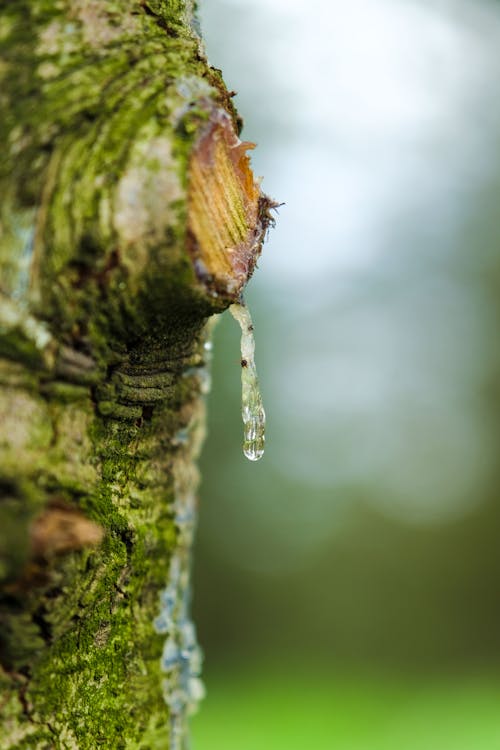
[{"xmin": 0, "ymin": 2, "xmax": 271, "ymax": 747}]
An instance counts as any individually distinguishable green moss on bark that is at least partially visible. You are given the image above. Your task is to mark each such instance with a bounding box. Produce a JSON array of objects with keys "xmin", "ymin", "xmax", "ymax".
[
  {"xmin": 0, "ymin": 344, "xmax": 209, "ymax": 747},
  {"xmin": 0, "ymin": 0, "xmax": 251, "ymax": 747}
]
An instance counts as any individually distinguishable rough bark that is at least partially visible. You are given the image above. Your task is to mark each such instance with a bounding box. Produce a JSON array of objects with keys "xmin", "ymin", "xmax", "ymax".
[{"xmin": 0, "ymin": 2, "xmax": 271, "ymax": 747}]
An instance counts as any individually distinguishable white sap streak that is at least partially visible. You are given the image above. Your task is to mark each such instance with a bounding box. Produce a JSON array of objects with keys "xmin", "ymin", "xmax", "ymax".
[{"xmin": 229, "ymin": 301, "xmax": 266, "ymax": 461}]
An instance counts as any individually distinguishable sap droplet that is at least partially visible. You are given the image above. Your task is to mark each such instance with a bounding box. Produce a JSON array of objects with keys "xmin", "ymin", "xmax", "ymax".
[
  {"xmin": 229, "ymin": 301, "xmax": 266, "ymax": 462},
  {"xmin": 161, "ymin": 637, "xmax": 180, "ymax": 669},
  {"xmin": 153, "ymin": 611, "xmax": 172, "ymax": 634},
  {"xmin": 188, "ymin": 677, "xmax": 206, "ymax": 710},
  {"xmin": 166, "ymin": 688, "xmax": 187, "ymax": 715}
]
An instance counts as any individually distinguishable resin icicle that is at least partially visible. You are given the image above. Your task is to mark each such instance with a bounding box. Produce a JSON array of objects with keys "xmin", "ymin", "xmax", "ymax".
[{"xmin": 229, "ymin": 301, "xmax": 266, "ymax": 461}]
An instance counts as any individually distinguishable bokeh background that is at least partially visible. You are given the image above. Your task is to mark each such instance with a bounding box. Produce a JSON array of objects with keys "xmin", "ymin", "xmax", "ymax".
[{"xmin": 192, "ymin": 1, "xmax": 500, "ymax": 747}]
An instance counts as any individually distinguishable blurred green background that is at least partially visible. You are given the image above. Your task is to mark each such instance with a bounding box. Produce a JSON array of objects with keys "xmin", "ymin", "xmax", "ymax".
[{"xmin": 192, "ymin": 0, "xmax": 500, "ymax": 747}]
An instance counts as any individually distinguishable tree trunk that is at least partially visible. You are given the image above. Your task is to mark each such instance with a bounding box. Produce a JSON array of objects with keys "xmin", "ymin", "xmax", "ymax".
[{"xmin": 0, "ymin": 2, "xmax": 271, "ymax": 747}]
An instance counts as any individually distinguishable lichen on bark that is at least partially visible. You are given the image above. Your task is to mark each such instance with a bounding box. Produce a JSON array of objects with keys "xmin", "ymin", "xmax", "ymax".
[{"xmin": 0, "ymin": 1, "xmax": 272, "ymax": 747}]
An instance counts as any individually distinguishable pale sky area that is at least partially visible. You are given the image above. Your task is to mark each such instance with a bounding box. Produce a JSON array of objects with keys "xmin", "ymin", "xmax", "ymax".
[{"xmin": 203, "ymin": 0, "xmax": 500, "ymax": 277}]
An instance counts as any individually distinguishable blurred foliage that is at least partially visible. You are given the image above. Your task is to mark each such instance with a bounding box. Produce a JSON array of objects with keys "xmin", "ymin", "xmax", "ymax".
[
  {"xmin": 193, "ymin": 0, "xmax": 500, "ymax": 746},
  {"xmin": 194, "ymin": 308, "xmax": 500, "ymax": 670}
]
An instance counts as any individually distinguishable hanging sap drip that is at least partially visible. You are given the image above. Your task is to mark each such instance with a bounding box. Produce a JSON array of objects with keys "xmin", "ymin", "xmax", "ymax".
[{"xmin": 229, "ymin": 300, "xmax": 266, "ymax": 461}]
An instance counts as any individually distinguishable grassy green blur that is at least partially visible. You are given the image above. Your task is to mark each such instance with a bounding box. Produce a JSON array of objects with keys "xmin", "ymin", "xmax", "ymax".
[{"xmin": 193, "ymin": 667, "xmax": 500, "ymax": 750}]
